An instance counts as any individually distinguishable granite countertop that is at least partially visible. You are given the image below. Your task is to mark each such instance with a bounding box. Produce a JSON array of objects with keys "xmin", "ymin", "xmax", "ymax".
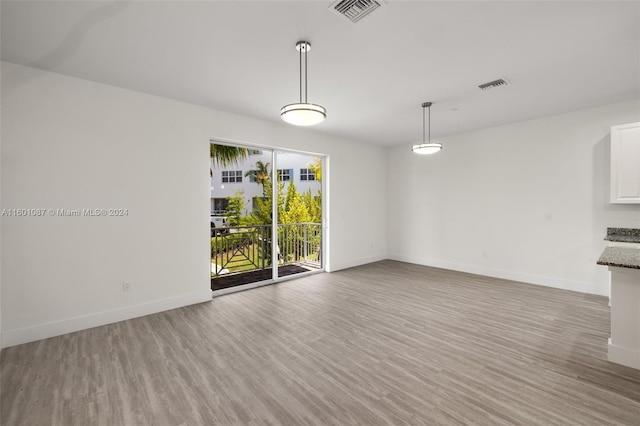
[
  {"xmin": 605, "ymin": 227, "xmax": 640, "ymax": 243},
  {"xmin": 597, "ymin": 247, "xmax": 640, "ymax": 270}
]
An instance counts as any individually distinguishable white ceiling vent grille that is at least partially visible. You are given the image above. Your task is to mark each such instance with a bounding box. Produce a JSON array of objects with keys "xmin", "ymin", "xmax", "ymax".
[
  {"xmin": 330, "ymin": 0, "xmax": 384, "ymax": 24},
  {"xmin": 479, "ymin": 78, "xmax": 509, "ymax": 91}
]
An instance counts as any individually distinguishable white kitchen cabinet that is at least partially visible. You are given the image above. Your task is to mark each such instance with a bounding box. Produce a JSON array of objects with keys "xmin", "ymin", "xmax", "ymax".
[{"xmin": 611, "ymin": 122, "xmax": 640, "ymax": 204}]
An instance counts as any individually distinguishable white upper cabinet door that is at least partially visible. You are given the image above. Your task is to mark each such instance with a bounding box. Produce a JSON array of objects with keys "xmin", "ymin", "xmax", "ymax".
[{"xmin": 611, "ymin": 122, "xmax": 640, "ymax": 204}]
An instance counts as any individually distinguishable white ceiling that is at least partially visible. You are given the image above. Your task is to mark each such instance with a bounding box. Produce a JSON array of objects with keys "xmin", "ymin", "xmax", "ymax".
[{"xmin": 2, "ymin": 1, "xmax": 639, "ymax": 146}]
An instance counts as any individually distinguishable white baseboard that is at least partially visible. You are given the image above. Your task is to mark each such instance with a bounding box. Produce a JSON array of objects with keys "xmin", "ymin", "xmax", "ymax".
[
  {"xmin": 1, "ymin": 289, "xmax": 213, "ymax": 349},
  {"xmin": 388, "ymin": 254, "xmax": 607, "ymax": 296},
  {"xmin": 608, "ymin": 338, "xmax": 640, "ymax": 370},
  {"xmin": 327, "ymin": 254, "xmax": 387, "ymax": 273}
]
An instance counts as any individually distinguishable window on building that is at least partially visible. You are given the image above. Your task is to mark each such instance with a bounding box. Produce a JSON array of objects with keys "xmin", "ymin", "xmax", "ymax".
[
  {"xmin": 300, "ymin": 168, "xmax": 316, "ymax": 181},
  {"xmin": 211, "ymin": 198, "xmax": 229, "ymax": 215},
  {"xmin": 278, "ymin": 169, "xmax": 292, "ymax": 182},
  {"xmin": 221, "ymin": 170, "xmax": 242, "ymax": 183}
]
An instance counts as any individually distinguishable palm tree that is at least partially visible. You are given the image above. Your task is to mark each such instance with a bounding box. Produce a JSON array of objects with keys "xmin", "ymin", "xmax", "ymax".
[
  {"xmin": 210, "ymin": 144, "xmax": 248, "ymax": 176},
  {"xmin": 308, "ymin": 157, "xmax": 322, "ymax": 182},
  {"xmin": 245, "ymin": 161, "xmax": 271, "ymax": 196}
]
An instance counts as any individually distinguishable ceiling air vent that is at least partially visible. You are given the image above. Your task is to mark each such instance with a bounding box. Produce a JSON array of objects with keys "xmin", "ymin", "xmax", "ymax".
[
  {"xmin": 330, "ymin": 0, "xmax": 385, "ymax": 24},
  {"xmin": 478, "ymin": 78, "xmax": 509, "ymax": 91}
]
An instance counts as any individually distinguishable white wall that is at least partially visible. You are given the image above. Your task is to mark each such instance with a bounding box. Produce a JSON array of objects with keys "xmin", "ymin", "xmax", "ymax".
[
  {"xmin": 6, "ymin": 59, "xmax": 632, "ymax": 350},
  {"xmin": 388, "ymin": 99, "xmax": 640, "ymax": 296},
  {"xmin": 0, "ymin": 61, "xmax": 387, "ymax": 348}
]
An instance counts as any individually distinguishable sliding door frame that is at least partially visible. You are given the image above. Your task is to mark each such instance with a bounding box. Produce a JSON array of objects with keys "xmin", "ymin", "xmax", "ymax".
[{"xmin": 210, "ymin": 137, "xmax": 328, "ymax": 295}]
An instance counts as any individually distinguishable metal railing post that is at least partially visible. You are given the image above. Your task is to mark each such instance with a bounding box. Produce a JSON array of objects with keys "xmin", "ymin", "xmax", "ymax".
[{"xmin": 304, "ymin": 223, "xmax": 308, "ymax": 262}]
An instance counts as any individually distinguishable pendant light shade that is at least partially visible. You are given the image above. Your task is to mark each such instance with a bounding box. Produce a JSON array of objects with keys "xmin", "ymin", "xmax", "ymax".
[
  {"xmin": 280, "ymin": 103, "xmax": 326, "ymax": 126},
  {"xmin": 412, "ymin": 143, "xmax": 442, "ymax": 155},
  {"xmin": 281, "ymin": 41, "xmax": 326, "ymax": 126},
  {"xmin": 412, "ymin": 102, "xmax": 442, "ymax": 155}
]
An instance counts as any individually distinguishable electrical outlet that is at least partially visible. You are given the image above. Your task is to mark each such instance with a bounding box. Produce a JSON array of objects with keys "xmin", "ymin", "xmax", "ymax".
[{"xmin": 122, "ymin": 281, "xmax": 132, "ymax": 292}]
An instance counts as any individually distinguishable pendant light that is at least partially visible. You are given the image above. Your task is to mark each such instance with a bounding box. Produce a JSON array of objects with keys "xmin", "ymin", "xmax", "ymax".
[
  {"xmin": 281, "ymin": 41, "xmax": 326, "ymax": 126},
  {"xmin": 412, "ymin": 102, "xmax": 442, "ymax": 155}
]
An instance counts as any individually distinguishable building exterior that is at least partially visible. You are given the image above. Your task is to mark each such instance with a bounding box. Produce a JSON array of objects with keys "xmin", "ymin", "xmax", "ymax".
[{"xmin": 210, "ymin": 150, "xmax": 321, "ymax": 216}]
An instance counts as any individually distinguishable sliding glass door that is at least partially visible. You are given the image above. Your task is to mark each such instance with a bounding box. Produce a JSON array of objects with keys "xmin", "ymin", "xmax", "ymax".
[
  {"xmin": 274, "ymin": 150, "xmax": 323, "ymax": 279},
  {"xmin": 210, "ymin": 142, "xmax": 324, "ymax": 291}
]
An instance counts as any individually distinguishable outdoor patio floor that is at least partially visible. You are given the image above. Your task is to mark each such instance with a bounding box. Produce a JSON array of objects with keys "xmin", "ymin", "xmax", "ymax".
[{"xmin": 211, "ymin": 264, "xmax": 315, "ymax": 291}]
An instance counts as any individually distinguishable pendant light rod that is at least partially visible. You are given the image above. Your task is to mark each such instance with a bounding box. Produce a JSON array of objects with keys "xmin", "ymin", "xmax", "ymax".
[
  {"xmin": 422, "ymin": 101, "xmax": 432, "ymax": 143},
  {"xmin": 296, "ymin": 41, "xmax": 311, "ymax": 104}
]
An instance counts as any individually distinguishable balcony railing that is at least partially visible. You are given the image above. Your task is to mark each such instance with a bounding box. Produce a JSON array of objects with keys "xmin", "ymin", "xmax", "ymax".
[{"xmin": 211, "ymin": 223, "xmax": 321, "ymax": 277}]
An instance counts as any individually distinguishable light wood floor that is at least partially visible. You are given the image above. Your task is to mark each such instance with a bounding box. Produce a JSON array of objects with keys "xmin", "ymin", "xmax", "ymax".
[{"xmin": 2, "ymin": 260, "xmax": 640, "ymax": 425}]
